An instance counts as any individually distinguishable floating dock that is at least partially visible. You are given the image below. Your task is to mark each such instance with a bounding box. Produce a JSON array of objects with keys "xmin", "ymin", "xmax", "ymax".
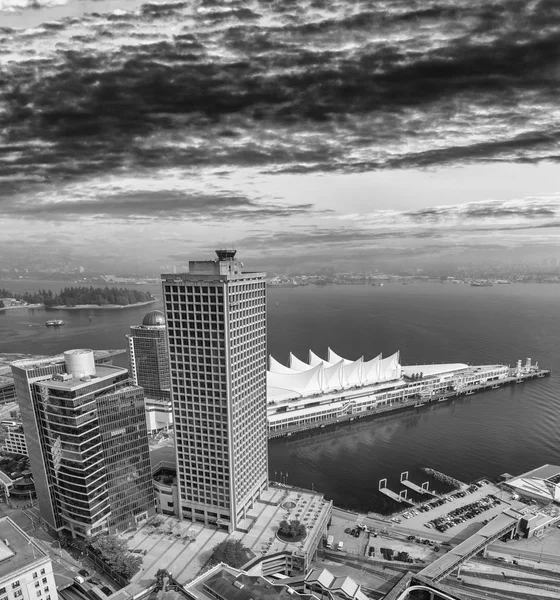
[
  {"xmin": 378, "ymin": 479, "xmax": 414, "ymax": 505},
  {"xmin": 400, "ymin": 474, "xmax": 438, "ymax": 497}
]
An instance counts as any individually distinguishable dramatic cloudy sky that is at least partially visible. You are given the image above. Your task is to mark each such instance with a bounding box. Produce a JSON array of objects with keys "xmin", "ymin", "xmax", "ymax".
[{"xmin": 1, "ymin": 0, "xmax": 560, "ymax": 273}]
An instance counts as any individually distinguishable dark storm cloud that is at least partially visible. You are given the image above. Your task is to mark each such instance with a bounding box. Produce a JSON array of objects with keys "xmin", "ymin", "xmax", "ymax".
[
  {"xmin": 1, "ymin": 190, "xmax": 315, "ymax": 221},
  {"xmin": 386, "ymin": 130, "xmax": 560, "ymax": 170},
  {"xmin": 2, "ymin": 0, "xmax": 560, "ymax": 186},
  {"xmin": 240, "ymin": 226, "xmax": 443, "ymax": 249},
  {"xmin": 405, "ymin": 200, "xmax": 558, "ymax": 222}
]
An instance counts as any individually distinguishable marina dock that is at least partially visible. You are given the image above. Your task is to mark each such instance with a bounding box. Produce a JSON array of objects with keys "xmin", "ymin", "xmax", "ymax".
[
  {"xmin": 400, "ymin": 472, "xmax": 438, "ymax": 497},
  {"xmin": 378, "ymin": 479, "xmax": 414, "ymax": 505}
]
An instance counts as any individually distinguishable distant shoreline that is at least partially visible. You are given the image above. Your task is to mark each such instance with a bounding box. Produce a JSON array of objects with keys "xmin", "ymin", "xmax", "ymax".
[
  {"xmin": 0, "ymin": 299, "xmax": 158, "ymax": 312},
  {"xmin": 49, "ymin": 299, "xmax": 158, "ymax": 311},
  {"xmin": 0, "ymin": 304, "xmax": 43, "ymax": 311}
]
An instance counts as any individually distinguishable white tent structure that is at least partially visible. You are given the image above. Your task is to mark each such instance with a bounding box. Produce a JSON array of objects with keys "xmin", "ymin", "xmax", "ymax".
[{"xmin": 267, "ymin": 349, "xmax": 401, "ymax": 402}]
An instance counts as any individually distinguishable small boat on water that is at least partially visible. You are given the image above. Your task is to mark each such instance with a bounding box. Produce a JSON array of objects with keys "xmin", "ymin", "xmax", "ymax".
[
  {"xmin": 45, "ymin": 320, "xmax": 65, "ymax": 327},
  {"xmin": 470, "ymin": 281, "xmax": 493, "ymax": 287}
]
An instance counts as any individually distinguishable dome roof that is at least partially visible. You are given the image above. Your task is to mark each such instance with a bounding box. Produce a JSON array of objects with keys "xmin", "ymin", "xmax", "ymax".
[{"xmin": 142, "ymin": 310, "xmax": 166, "ymax": 327}]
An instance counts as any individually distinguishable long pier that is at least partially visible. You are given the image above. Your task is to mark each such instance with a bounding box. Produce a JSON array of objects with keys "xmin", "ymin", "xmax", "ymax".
[{"xmin": 268, "ymin": 368, "xmax": 550, "ymax": 439}]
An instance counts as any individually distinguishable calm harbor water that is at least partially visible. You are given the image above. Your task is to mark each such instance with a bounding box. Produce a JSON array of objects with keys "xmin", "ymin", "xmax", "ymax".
[{"xmin": 1, "ymin": 280, "xmax": 559, "ymax": 514}]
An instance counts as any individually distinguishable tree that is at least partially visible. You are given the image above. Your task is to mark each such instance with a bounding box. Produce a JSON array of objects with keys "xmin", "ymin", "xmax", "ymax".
[
  {"xmin": 209, "ymin": 539, "xmax": 249, "ymax": 568},
  {"xmin": 155, "ymin": 568, "xmax": 168, "ymax": 590},
  {"xmin": 88, "ymin": 534, "xmax": 142, "ymax": 580},
  {"xmin": 0, "ymin": 300, "xmax": 4, "ymax": 309},
  {"xmin": 278, "ymin": 519, "xmax": 306, "ymax": 540}
]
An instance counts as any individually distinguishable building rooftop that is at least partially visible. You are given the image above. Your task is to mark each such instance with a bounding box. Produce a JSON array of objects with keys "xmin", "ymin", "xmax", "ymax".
[
  {"xmin": 0, "ymin": 374, "xmax": 13, "ymax": 390},
  {"xmin": 161, "ymin": 271, "xmax": 265, "ymax": 282},
  {"xmin": 204, "ymin": 568, "xmax": 295, "ymax": 600},
  {"xmin": 142, "ymin": 311, "xmax": 166, "ymax": 327},
  {"xmin": 0, "ymin": 472, "xmax": 14, "ymax": 486},
  {"xmin": 510, "ymin": 464, "xmax": 560, "ymax": 481},
  {"xmin": 0, "ymin": 517, "xmax": 48, "ymax": 580},
  {"xmin": 401, "ymin": 364, "xmax": 469, "ymax": 377},
  {"xmin": 40, "ymin": 364, "xmax": 127, "ymax": 391},
  {"xmin": 10, "ymin": 349, "xmax": 125, "ymax": 371}
]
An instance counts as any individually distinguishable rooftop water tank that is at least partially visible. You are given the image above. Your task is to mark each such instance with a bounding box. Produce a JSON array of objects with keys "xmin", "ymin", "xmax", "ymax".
[{"xmin": 64, "ymin": 349, "xmax": 96, "ymax": 379}]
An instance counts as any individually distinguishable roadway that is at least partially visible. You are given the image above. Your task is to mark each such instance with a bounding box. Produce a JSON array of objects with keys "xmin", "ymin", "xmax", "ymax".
[
  {"xmin": 0, "ymin": 502, "xmax": 91, "ymax": 590},
  {"xmin": 333, "ymin": 505, "xmax": 560, "ymax": 571}
]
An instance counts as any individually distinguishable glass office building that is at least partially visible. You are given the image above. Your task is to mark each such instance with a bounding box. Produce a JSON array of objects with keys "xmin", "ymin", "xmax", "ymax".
[
  {"xmin": 11, "ymin": 350, "xmax": 155, "ymax": 539},
  {"xmin": 162, "ymin": 250, "xmax": 268, "ymax": 532},
  {"xmin": 127, "ymin": 310, "xmax": 172, "ymax": 433}
]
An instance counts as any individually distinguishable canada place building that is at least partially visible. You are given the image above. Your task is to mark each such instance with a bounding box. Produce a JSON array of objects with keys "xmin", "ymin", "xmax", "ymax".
[
  {"xmin": 162, "ymin": 250, "xmax": 268, "ymax": 531},
  {"xmin": 11, "ymin": 350, "xmax": 155, "ymax": 539}
]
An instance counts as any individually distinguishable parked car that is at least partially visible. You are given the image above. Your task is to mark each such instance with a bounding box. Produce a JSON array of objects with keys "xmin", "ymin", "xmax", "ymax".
[
  {"xmin": 78, "ymin": 570, "xmax": 90, "ymax": 578},
  {"xmin": 101, "ymin": 586, "xmax": 113, "ymax": 596}
]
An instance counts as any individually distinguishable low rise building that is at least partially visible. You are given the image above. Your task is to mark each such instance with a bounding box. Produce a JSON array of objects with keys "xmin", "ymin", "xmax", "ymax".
[
  {"xmin": 303, "ymin": 568, "xmax": 368, "ymax": 600},
  {"xmin": 503, "ymin": 464, "xmax": 560, "ymax": 504},
  {"xmin": 152, "ymin": 464, "xmax": 179, "ymax": 517},
  {"xmin": 518, "ymin": 503, "xmax": 560, "ymax": 538},
  {"xmin": 1, "ymin": 424, "xmax": 28, "ymax": 456},
  {"xmin": 0, "ymin": 517, "xmax": 58, "ymax": 600}
]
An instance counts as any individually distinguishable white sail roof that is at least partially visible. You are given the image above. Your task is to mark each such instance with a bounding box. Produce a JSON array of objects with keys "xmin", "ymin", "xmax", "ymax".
[
  {"xmin": 344, "ymin": 357, "xmax": 363, "ymax": 386},
  {"xmin": 269, "ymin": 355, "xmax": 298, "ymax": 374},
  {"xmin": 289, "ymin": 352, "xmax": 313, "ymax": 371},
  {"xmin": 362, "ymin": 354, "xmax": 382, "ymax": 384},
  {"xmin": 267, "ymin": 363, "xmax": 323, "ymax": 396},
  {"xmin": 268, "ymin": 349, "xmax": 402, "ymax": 401},
  {"xmin": 328, "ymin": 347, "xmax": 356, "ymax": 366},
  {"xmin": 322, "ymin": 360, "xmax": 344, "ymax": 391},
  {"xmin": 379, "ymin": 351, "xmax": 400, "ymax": 381},
  {"xmin": 309, "ymin": 350, "xmax": 327, "ymax": 367}
]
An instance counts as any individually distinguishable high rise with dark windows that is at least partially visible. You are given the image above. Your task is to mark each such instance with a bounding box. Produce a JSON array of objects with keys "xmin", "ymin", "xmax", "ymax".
[
  {"xmin": 11, "ymin": 349, "xmax": 154, "ymax": 539},
  {"xmin": 162, "ymin": 250, "xmax": 268, "ymax": 532},
  {"xmin": 127, "ymin": 310, "xmax": 172, "ymax": 434}
]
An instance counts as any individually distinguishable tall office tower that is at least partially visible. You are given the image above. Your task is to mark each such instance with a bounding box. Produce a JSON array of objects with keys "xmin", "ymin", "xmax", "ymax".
[
  {"xmin": 162, "ymin": 250, "xmax": 268, "ymax": 532},
  {"xmin": 11, "ymin": 350, "xmax": 154, "ymax": 539},
  {"xmin": 127, "ymin": 310, "xmax": 172, "ymax": 434}
]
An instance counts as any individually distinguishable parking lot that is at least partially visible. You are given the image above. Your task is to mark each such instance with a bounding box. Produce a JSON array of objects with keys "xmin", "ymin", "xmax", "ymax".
[
  {"xmin": 366, "ymin": 532, "xmax": 444, "ymax": 564},
  {"xmin": 387, "ymin": 481, "xmax": 528, "ymax": 540},
  {"xmin": 326, "ymin": 511, "xmax": 368, "ymax": 555}
]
